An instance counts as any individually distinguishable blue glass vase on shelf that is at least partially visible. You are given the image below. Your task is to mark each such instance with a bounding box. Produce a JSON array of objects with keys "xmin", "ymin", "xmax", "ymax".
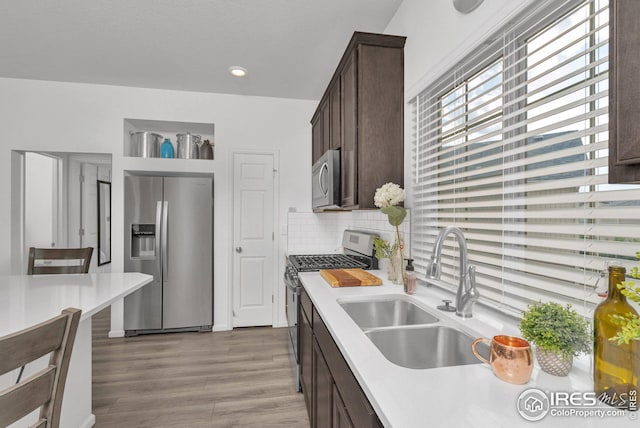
[{"xmin": 160, "ymin": 138, "xmax": 175, "ymax": 158}]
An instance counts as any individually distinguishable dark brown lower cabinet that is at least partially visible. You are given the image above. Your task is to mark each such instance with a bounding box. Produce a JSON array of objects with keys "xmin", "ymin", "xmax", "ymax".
[
  {"xmin": 300, "ymin": 291, "xmax": 313, "ymax": 418},
  {"xmin": 313, "ymin": 338, "xmax": 333, "ymax": 427},
  {"xmin": 301, "ymin": 298, "xmax": 382, "ymax": 428},
  {"xmin": 332, "ymin": 385, "xmax": 354, "ymax": 428}
]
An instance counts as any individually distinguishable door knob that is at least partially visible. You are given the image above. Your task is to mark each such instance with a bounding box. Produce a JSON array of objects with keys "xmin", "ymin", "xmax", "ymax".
[{"xmin": 235, "ymin": 247, "xmax": 242, "ymax": 253}]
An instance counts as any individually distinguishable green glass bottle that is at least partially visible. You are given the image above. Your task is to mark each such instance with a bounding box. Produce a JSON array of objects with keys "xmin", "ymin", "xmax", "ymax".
[{"xmin": 594, "ymin": 265, "xmax": 639, "ymax": 410}]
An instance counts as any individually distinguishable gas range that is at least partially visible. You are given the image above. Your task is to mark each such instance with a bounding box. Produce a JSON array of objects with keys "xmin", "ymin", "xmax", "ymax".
[
  {"xmin": 287, "ymin": 230, "xmax": 379, "ymax": 273},
  {"xmin": 284, "ymin": 230, "xmax": 379, "ymax": 393}
]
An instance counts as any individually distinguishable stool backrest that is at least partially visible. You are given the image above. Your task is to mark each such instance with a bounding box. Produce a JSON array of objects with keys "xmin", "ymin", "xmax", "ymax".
[
  {"xmin": 27, "ymin": 247, "xmax": 93, "ymax": 275},
  {"xmin": 0, "ymin": 307, "xmax": 81, "ymax": 428}
]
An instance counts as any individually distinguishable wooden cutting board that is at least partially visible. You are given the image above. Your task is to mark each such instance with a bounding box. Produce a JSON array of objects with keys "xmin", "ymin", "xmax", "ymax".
[{"xmin": 319, "ymin": 269, "xmax": 382, "ymax": 287}]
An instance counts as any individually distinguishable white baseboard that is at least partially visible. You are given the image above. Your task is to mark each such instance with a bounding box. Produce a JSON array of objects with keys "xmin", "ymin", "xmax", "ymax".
[
  {"xmin": 81, "ymin": 413, "xmax": 96, "ymax": 428},
  {"xmin": 213, "ymin": 323, "xmax": 287, "ymax": 330},
  {"xmin": 108, "ymin": 329, "xmax": 125, "ymax": 338}
]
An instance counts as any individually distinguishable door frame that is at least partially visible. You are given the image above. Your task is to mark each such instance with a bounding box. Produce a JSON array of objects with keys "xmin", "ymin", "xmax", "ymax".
[
  {"xmin": 10, "ymin": 151, "xmax": 64, "ymax": 274},
  {"xmin": 67, "ymin": 154, "xmax": 112, "ymax": 248},
  {"xmin": 229, "ymin": 149, "xmax": 280, "ymax": 328}
]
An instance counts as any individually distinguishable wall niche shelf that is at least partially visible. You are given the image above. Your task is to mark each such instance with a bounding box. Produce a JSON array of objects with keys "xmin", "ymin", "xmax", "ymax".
[
  {"xmin": 122, "ymin": 157, "xmax": 217, "ymax": 176},
  {"xmin": 123, "ymin": 118, "xmax": 215, "ymax": 166}
]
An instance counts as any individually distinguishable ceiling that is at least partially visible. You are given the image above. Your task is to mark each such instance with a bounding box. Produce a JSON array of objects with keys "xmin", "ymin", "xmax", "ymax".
[{"xmin": 0, "ymin": 0, "xmax": 404, "ymax": 100}]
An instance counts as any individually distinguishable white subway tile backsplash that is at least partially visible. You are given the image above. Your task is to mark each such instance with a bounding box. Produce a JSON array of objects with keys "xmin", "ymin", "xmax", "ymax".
[{"xmin": 287, "ymin": 210, "xmax": 411, "ymax": 256}]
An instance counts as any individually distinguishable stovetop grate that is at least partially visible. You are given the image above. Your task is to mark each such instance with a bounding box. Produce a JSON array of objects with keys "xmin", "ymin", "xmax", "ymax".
[{"xmin": 288, "ymin": 254, "xmax": 371, "ymax": 272}]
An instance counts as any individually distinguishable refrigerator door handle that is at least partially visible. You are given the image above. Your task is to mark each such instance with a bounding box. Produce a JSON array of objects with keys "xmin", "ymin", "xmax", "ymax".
[
  {"xmin": 155, "ymin": 201, "xmax": 162, "ymax": 275},
  {"xmin": 162, "ymin": 200, "xmax": 169, "ymax": 278}
]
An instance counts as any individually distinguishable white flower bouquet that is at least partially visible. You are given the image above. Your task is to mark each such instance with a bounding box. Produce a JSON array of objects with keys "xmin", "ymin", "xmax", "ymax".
[{"xmin": 374, "ymin": 183, "xmax": 407, "ymax": 284}]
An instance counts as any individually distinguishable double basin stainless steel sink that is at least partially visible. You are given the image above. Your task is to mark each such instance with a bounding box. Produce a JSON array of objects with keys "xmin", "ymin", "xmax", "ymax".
[{"xmin": 338, "ymin": 296, "xmax": 489, "ymax": 369}]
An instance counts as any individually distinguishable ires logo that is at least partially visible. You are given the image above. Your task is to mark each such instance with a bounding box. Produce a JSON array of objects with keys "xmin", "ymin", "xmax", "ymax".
[
  {"xmin": 517, "ymin": 389, "xmax": 635, "ymax": 422},
  {"xmin": 551, "ymin": 391, "xmax": 598, "ymax": 407}
]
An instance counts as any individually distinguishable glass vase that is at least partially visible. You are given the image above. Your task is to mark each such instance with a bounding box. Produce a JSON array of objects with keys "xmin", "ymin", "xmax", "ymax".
[{"xmin": 387, "ymin": 234, "xmax": 405, "ymax": 285}]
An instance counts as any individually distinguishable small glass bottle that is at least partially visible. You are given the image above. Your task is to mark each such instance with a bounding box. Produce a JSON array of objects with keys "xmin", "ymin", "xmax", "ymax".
[
  {"xmin": 160, "ymin": 138, "xmax": 175, "ymax": 158},
  {"xmin": 199, "ymin": 139, "xmax": 213, "ymax": 159},
  {"xmin": 404, "ymin": 258, "xmax": 417, "ymax": 295},
  {"xmin": 594, "ymin": 265, "xmax": 639, "ymax": 409}
]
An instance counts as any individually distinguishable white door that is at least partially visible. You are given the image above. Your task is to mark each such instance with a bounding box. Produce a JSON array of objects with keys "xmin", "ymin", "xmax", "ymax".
[
  {"xmin": 81, "ymin": 163, "xmax": 99, "ymax": 271},
  {"xmin": 232, "ymin": 153, "xmax": 275, "ymax": 327},
  {"xmin": 24, "ymin": 152, "xmax": 58, "ymax": 250}
]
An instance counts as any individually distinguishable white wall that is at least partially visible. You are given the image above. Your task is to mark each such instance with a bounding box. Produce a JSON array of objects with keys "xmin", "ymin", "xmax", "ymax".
[
  {"xmin": 386, "ymin": 0, "xmax": 533, "ymax": 99},
  {"xmin": 385, "ymin": 0, "xmax": 533, "ymax": 198},
  {"xmin": 0, "ymin": 77, "xmax": 316, "ymax": 330}
]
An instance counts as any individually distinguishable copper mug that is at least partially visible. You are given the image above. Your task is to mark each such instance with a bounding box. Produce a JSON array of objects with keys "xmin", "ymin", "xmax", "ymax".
[{"xmin": 471, "ymin": 335, "xmax": 533, "ymax": 384}]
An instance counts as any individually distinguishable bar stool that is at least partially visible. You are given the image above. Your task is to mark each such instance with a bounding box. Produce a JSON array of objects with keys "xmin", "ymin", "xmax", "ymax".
[{"xmin": 0, "ymin": 308, "xmax": 82, "ymax": 428}]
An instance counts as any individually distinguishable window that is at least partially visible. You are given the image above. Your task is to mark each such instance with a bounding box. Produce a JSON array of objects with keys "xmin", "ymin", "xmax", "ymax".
[{"xmin": 411, "ymin": 0, "xmax": 640, "ymax": 315}]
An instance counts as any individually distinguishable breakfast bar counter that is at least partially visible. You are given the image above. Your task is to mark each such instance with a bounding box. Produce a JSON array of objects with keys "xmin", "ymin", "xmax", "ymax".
[{"xmin": 0, "ymin": 272, "xmax": 153, "ymax": 428}]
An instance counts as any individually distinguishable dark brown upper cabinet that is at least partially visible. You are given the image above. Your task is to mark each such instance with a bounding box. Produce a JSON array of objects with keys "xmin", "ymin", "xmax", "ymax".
[
  {"xmin": 312, "ymin": 99, "xmax": 330, "ymax": 164},
  {"xmin": 609, "ymin": 0, "xmax": 640, "ymax": 183},
  {"xmin": 329, "ymin": 81, "xmax": 341, "ymax": 150},
  {"xmin": 311, "ymin": 32, "xmax": 406, "ymax": 209}
]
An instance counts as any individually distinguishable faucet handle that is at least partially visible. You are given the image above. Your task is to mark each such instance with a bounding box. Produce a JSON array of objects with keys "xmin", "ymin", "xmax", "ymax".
[
  {"xmin": 437, "ymin": 299, "xmax": 456, "ymax": 312},
  {"xmin": 467, "ymin": 266, "xmax": 479, "ymax": 301},
  {"xmin": 468, "ymin": 265, "xmax": 476, "ymax": 288}
]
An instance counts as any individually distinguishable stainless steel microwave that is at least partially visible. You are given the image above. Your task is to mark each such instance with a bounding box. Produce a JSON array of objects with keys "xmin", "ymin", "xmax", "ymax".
[{"xmin": 312, "ymin": 150, "xmax": 340, "ymax": 209}]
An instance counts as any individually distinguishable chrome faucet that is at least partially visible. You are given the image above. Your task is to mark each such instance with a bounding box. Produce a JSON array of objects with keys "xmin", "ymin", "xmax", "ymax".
[{"xmin": 427, "ymin": 226, "xmax": 479, "ymax": 318}]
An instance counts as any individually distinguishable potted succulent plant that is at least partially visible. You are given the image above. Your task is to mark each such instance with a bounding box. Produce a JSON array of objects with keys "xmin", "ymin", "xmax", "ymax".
[{"xmin": 519, "ymin": 302, "xmax": 591, "ymax": 376}]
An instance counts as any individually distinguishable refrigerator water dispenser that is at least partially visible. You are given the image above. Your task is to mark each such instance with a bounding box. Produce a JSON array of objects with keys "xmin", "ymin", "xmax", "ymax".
[{"xmin": 131, "ymin": 224, "xmax": 156, "ymax": 258}]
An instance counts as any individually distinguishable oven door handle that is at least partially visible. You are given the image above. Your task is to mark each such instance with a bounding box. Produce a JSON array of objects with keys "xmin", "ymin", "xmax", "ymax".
[{"xmin": 285, "ymin": 278, "xmax": 300, "ymax": 293}]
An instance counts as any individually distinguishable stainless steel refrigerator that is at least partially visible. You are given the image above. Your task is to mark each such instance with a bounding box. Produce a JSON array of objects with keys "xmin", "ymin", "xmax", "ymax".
[{"xmin": 124, "ymin": 175, "xmax": 213, "ymax": 335}]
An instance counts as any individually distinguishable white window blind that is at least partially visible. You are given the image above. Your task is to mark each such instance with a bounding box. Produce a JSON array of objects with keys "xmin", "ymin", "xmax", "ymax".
[{"xmin": 411, "ymin": 0, "xmax": 640, "ymax": 315}]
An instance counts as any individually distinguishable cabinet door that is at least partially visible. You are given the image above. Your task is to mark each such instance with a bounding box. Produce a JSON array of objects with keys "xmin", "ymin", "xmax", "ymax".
[
  {"xmin": 315, "ymin": 308, "xmax": 379, "ymax": 427},
  {"xmin": 357, "ymin": 44, "xmax": 405, "ymax": 208},
  {"xmin": 609, "ymin": 0, "xmax": 640, "ymax": 183},
  {"xmin": 332, "ymin": 384, "xmax": 354, "ymax": 428},
  {"xmin": 341, "ymin": 51, "xmax": 358, "ymax": 207},
  {"xmin": 313, "ymin": 338, "xmax": 333, "ymax": 428},
  {"xmin": 330, "ymin": 80, "xmax": 342, "ymax": 150},
  {"xmin": 311, "ymin": 113, "xmax": 324, "ymax": 165},
  {"xmin": 299, "ymin": 303, "xmax": 313, "ymax": 417},
  {"xmin": 322, "ymin": 100, "xmax": 331, "ymax": 155}
]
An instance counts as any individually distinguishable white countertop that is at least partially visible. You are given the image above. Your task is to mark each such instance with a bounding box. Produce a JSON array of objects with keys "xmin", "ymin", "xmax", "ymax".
[
  {"xmin": 0, "ymin": 272, "xmax": 153, "ymax": 336},
  {"xmin": 299, "ymin": 270, "xmax": 637, "ymax": 428}
]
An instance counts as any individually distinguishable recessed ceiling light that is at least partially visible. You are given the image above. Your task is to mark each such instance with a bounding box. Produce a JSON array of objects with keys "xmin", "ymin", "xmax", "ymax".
[{"xmin": 229, "ymin": 66, "xmax": 247, "ymax": 77}]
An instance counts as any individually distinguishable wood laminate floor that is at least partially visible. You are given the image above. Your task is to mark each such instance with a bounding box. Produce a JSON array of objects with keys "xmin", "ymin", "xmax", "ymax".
[{"xmin": 92, "ymin": 308, "xmax": 309, "ymax": 427}]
